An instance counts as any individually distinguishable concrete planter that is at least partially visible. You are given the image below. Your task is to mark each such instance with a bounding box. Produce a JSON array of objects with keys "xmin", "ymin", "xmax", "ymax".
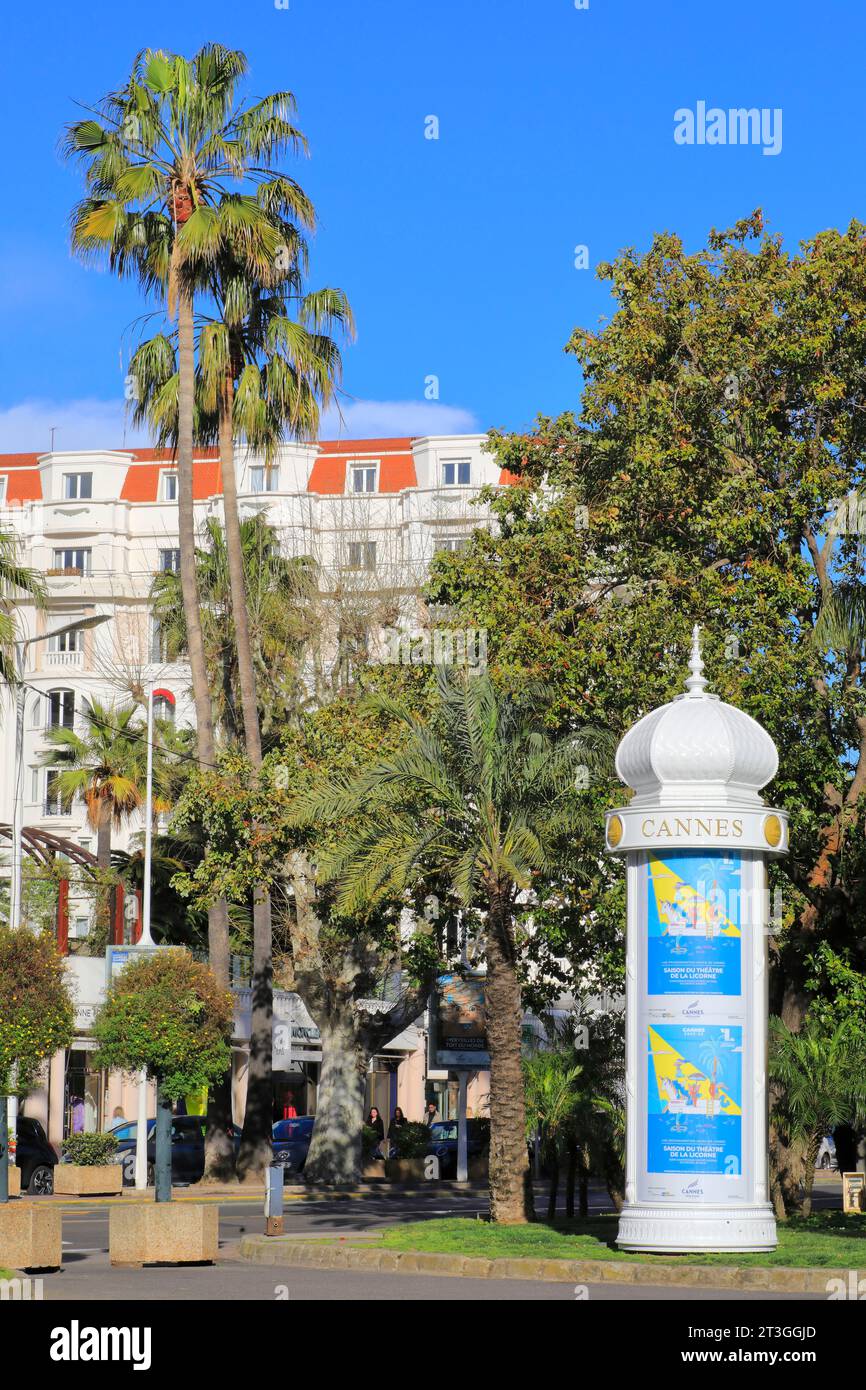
[
  {"xmin": 4, "ymin": 1166, "xmax": 21, "ymax": 1197},
  {"xmin": 361, "ymin": 1159, "xmax": 386, "ymax": 1180},
  {"xmin": 54, "ymin": 1164, "xmax": 123, "ymax": 1197},
  {"xmin": 0, "ymin": 1203, "xmax": 62, "ymax": 1270},
  {"xmin": 109, "ymin": 1202, "xmax": 218, "ymax": 1267},
  {"xmin": 385, "ymin": 1157, "xmax": 428, "ymax": 1182}
]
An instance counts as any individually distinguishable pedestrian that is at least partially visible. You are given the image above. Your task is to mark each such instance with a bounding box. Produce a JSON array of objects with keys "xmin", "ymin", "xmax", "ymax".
[
  {"xmin": 367, "ymin": 1107, "xmax": 385, "ymax": 1143},
  {"xmin": 388, "ymin": 1106, "xmax": 407, "ymax": 1138},
  {"xmin": 424, "ymin": 1100, "xmax": 439, "ymax": 1126}
]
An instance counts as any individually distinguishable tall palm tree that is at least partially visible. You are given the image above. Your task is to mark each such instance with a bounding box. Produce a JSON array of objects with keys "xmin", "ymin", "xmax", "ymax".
[
  {"xmin": 293, "ymin": 668, "xmax": 613, "ymax": 1224},
  {"xmin": 64, "ymin": 43, "xmax": 308, "ymax": 989},
  {"xmin": 41, "ymin": 699, "xmax": 146, "ymax": 942}
]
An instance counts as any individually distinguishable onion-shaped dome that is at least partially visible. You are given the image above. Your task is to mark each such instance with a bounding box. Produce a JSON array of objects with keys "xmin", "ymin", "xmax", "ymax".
[{"xmin": 615, "ymin": 626, "xmax": 778, "ymax": 808}]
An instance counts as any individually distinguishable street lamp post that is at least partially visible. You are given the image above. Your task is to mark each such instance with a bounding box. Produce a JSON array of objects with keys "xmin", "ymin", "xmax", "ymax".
[{"xmin": 134, "ymin": 681, "xmax": 157, "ymax": 1190}]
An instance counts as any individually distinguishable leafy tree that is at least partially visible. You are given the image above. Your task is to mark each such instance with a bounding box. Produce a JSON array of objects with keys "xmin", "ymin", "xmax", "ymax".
[
  {"xmin": 0, "ymin": 529, "xmax": 45, "ymax": 682},
  {"xmin": 769, "ymin": 1018, "xmax": 866, "ymax": 1217},
  {"xmin": 0, "ymin": 928, "xmax": 74, "ymax": 1203},
  {"xmin": 93, "ymin": 951, "xmax": 233, "ymax": 1201},
  {"xmin": 291, "ymin": 667, "xmax": 612, "ymax": 1223},
  {"xmin": 426, "ymin": 211, "xmax": 866, "ymax": 1211}
]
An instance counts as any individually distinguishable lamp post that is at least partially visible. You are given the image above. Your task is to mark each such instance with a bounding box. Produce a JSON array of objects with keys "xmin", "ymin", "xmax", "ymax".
[
  {"xmin": 605, "ymin": 627, "xmax": 787, "ymax": 1253},
  {"xmin": 134, "ymin": 681, "xmax": 156, "ymax": 1190}
]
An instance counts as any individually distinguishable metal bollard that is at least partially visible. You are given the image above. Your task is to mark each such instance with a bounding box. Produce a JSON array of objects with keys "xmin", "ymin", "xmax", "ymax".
[{"xmin": 265, "ymin": 1162, "xmax": 284, "ymax": 1236}]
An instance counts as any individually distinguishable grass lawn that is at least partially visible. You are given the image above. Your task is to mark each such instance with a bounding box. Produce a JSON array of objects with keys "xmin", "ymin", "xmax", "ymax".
[{"xmin": 369, "ymin": 1212, "xmax": 866, "ymax": 1268}]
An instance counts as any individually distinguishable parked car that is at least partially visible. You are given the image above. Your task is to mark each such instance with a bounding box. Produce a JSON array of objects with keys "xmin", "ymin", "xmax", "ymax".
[
  {"xmin": 272, "ymin": 1117, "xmax": 315, "ymax": 1173},
  {"xmin": 114, "ymin": 1116, "xmax": 240, "ymax": 1186},
  {"xmin": 816, "ymin": 1135, "xmax": 838, "ymax": 1170},
  {"xmin": 425, "ymin": 1119, "xmax": 489, "ymax": 1178},
  {"xmin": 15, "ymin": 1116, "xmax": 58, "ymax": 1195}
]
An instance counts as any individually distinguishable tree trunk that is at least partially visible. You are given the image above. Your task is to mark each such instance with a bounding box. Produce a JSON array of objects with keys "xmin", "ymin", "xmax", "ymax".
[
  {"xmin": 95, "ymin": 797, "xmax": 112, "ymax": 944},
  {"xmin": 485, "ymin": 880, "xmax": 534, "ymax": 1223},
  {"xmin": 176, "ymin": 273, "xmax": 234, "ymax": 1176},
  {"xmin": 220, "ymin": 374, "xmax": 274, "ymax": 1180},
  {"xmin": 0, "ymin": 1097, "xmax": 8, "ymax": 1204},
  {"xmin": 302, "ymin": 1008, "xmax": 368, "ymax": 1186},
  {"xmin": 565, "ymin": 1143, "xmax": 576, "ymax": 1218},
  {"xmin": 547, "ymin": 1155, "xmax": 558, "ymax": 1221},
  {"xmin": 578, "ymin": 1152, "xmax": 589, "ymax": 1217},
  {"xmin": 801, "ymin": 1135, "xmax": 821, "ymax": 1219}
]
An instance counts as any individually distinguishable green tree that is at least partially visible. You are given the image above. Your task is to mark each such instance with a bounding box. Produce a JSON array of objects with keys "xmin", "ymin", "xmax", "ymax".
[
  {"xmin": 41, "ymin": 699, "xmax": 146, "ymax": 945},
  {"xmin": 0, "ymin": 928, "xmax": 74, "ymax": 1203},
  {"xmin": 292, "ymin": 667, "xmax": 612, "ymax": 1224},
  {"xmin": 0, "ymin": 529, "xmax": 45, "ymax": 682},
  {"xmin": 426, "ymin": 212, "xmax": 866, "ymax": 1211},
  {"xmin": 93, "ymin": 951, "xmax": 233, "ymax": 1201},
  {"xmin": 769, "ymin": 1018, "xmax": 866, "ymax": 1217},
  {"xmin": 523, "ymin": 1050, "xmax": 582, "ymax": 1220}
]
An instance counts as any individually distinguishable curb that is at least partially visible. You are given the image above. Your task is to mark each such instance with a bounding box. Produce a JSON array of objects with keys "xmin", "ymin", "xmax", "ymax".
[
  {"xmin": 31, "ymin": 1182, "xmax": 489, "ymax": 1210},
  {"xmin": 237, "ymin": 1235, "xmax": 859, "ymax": 1293}
]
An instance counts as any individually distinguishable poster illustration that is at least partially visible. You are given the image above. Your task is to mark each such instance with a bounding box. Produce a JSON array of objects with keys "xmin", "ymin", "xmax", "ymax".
[
  {"xmin": 647, "ymin": 852, "xmax": 742, "ymax": 995},
  {"xmin": 429, "ymin": 972, "xmax": 490, "ymax": 1068},
  {"xmin": 647, "ymin": 1023, "xmax": 742, "ymax": 1175}
]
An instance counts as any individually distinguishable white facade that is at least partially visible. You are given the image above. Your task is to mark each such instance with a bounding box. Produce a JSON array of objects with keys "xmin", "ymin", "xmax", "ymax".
[{"xmin": 0, "ymin": 433, "xmax": 501, "ymax": 877}]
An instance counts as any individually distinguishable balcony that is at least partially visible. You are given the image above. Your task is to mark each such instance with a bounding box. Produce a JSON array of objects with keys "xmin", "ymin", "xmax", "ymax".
[
  {"xmin": 44, "ymin": 650, "xmax": 83, "ymax": 668},
  {"xmin": 42, "ymin": 802, "xmax": 74, "ymax": 819}
]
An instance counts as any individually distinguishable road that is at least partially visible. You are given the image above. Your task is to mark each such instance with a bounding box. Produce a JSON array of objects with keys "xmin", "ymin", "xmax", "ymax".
[{"xmin": 27, "ymin": 1188, "xmax": 830, "ymax": 1301}]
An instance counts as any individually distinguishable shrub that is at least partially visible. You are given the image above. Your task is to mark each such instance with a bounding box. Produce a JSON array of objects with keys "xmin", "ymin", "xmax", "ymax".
[
  {"xmin": 391, "ymin": 1121, "xmax": 430, "ymax": 1159},
  {"xmin": 361, "ymin": 1124, "xmax": 381, "ymax": 1158},
  {"xmin": 62, "ymin": 1132, "xmax": 119, "ymax": 1166},
  {"xmin": 0, "ymin": 927, "xmax": 74, "ymax": 1095}
]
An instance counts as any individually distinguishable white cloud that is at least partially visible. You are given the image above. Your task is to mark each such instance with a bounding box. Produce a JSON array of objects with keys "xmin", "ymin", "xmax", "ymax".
[
  {"xmin": 319, "ymin": 398, "xmax": 481, "ymax": 439},
  {"xmin": 0, "ymin": 395, "xmax": 482, "ymax": 456},
  {"xmin": 0, "ymin": 398, "xmax": 149, "ymax": 454}
]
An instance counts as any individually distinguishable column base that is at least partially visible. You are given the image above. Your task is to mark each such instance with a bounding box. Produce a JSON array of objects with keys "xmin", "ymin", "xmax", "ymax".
[{"xmin": 616, "ymin": 1202, "xmax": 777, "ymax": 1253}]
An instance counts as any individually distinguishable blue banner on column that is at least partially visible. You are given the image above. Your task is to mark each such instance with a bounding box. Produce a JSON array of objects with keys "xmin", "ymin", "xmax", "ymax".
[
  {"xmin": 647, "ymin": 1023, "xmax": 742, "ymax": 1174},
  {"xmin": 647, "ymin": 852, "xmax": 742, "ymax": 995}
]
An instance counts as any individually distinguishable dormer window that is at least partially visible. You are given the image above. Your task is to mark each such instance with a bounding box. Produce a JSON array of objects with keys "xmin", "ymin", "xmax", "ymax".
[
  {"xmin": 161, "ymin": 471, "xmax": 178, "ymax": 501},
  {"xmin": 442, "ymin": 459, "xmax": 470, "ymax": 487},
  {"xmin": 63, "ymin": 473, "xmax": 92, "ymax": 500},
  {"xmin": 350, "ymin": 464, "xmax": 377, "ymax": 494}
]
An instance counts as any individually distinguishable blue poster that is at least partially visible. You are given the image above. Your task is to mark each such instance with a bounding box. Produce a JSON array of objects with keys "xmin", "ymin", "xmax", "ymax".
[
  {"xmin": 647, "ymin": 852, "xmax": 742, "ymax": 995},
  {"xmin": 647, "ymin": 1024, "xmax": 742, "ymax": 1175}
]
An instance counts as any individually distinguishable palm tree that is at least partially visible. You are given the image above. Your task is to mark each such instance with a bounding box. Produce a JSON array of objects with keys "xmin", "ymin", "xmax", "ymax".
[
  {"xmin": 64, "ymin": 44, "xmax": 308, "ymax": 989},
  {"xmin": 769, "ymin": 1017, "xmax": 866, "ymax": 1217},
  {"xmin": 0, "ymin": 530, "xmax": 46, "ymax": 684},
  {"xmin": 41, "ymin": 699, "xmax": 146, "ymax": 943},
  {"xmin": 523, "ymin": 1051, "xmax": 582, "ymax": 1220},
  {"xmin": 294, "ymin": 668, "xmax": 613, "ymax": 1224}
]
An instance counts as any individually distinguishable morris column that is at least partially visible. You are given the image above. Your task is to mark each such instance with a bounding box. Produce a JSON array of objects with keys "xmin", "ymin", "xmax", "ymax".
[{"xmin": 606, "ymin": 627, "xmax": 787, "ymax": 1252}]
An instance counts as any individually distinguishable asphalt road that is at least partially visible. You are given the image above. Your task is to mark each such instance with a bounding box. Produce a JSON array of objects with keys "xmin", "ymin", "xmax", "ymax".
[{"xmin": 26, "ymin": 1188, "xmax": 834, "ymax": 1302}]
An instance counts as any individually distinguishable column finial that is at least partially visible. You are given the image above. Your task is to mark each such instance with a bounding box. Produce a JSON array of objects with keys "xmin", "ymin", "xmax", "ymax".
[{"xmin": 684, "ymin": 623, "xmax": 708, "ymax": 697}]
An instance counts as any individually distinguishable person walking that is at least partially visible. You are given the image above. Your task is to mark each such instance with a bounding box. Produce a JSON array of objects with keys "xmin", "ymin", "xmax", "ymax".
[{"xmin": 424, "ymin": 1100, "xmax": 439, "ymax": 1126}]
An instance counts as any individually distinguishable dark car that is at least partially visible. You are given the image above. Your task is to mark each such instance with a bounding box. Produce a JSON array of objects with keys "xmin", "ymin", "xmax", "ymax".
[
  {"xmin": 425, "ymin": 1119, "xmax": 489, "ymax": 1178},
  {"xmin": 271, "ymin": 1117, "xmax": 315, "ymax": 1173},
  {"xmin": 15, "ymin": 1116, "xmax": 58, "ymax": 1195},
  {"xmin": 115, "ymin": 1116, "xmax": 238, "ymax": 1186}
]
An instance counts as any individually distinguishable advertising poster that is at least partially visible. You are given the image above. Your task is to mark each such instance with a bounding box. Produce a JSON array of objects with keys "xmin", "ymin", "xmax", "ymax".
[
  {"xmin": 647, "ymin": 1023, "xmax": 742, "ymax": 1175},
  {"xmin": 647, "ymin": 852, "xmax": 742, "ymax": 995},
  {"xmin": 430, "ymin": 972, "xmax": 490, "ymax": 1068}
]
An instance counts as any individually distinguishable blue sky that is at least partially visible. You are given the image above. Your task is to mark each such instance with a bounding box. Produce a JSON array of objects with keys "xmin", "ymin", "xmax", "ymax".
[{"xmin": 2, "ymin": 0, "xmax": 864, "ymax": 450}]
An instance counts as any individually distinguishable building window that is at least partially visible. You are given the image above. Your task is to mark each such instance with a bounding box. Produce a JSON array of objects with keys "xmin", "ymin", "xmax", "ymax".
[
  {"xmin": 48, "ymin": 626, "xmax": 83, "ymax": 654},
  {"xmin": 159, "ymin": 548, "xmax": 181, "ymax": 573},
  {"xmin": 153, "ymin": 694, "xmax": 175, "ymax": 723},
  {"xmin": 30, "ymin": 767, "xmax": 39, "ymax": 802},
  {"xmin": 350, "ymin": 465, "xmax": 377, "ymax": 494},
  {"xmin": 442, "ymin": 459, "xmax": 471, "ymax": 486},
  {"xmin": 63, "ymin": 473, "xmax": 93, "ymax": 500},
  {"xmin": 52, "ymin": 548, "xmax": 91, "ymax": 575},
  {"xmin": 249, "ymin": 465, "xmax": 279, "ymax": 494},
  {"xmin": 435, "ymin": 536, "xmax": 469, "ymax": 554},
  {"xmin": 47, "ymin": 689, "xmax": 75, "ymax": 730},
  {"xmin": 161, "ymin": 472, "xmax": 178, "ymax": 501},
  {"xmin": 0, "ymin": 476, "xmax": 7, "ymax": 503},
  {"xmin": 45, "ymin": 770, "xmax": 73, "ymax": 816},
  {"xmin": 71, "ymin": 915, "xmax": 90, "ymax": 940},
  {"xmin": 346, "ymin": 541, "xmax": 377, "ymax": 572},
  {"xmin": 150, "ymin": 618, "xmax": 168, "ymax": 663}
]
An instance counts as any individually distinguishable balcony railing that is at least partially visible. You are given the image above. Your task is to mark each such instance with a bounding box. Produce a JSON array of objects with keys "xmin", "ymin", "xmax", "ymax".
[
  {"xmin": 43, "ymin": 802, "xmax": 73, "ymax": 818},
  {"xmin": 44, "ymin": 650, "xmax": 83, "ymax": 667}
]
